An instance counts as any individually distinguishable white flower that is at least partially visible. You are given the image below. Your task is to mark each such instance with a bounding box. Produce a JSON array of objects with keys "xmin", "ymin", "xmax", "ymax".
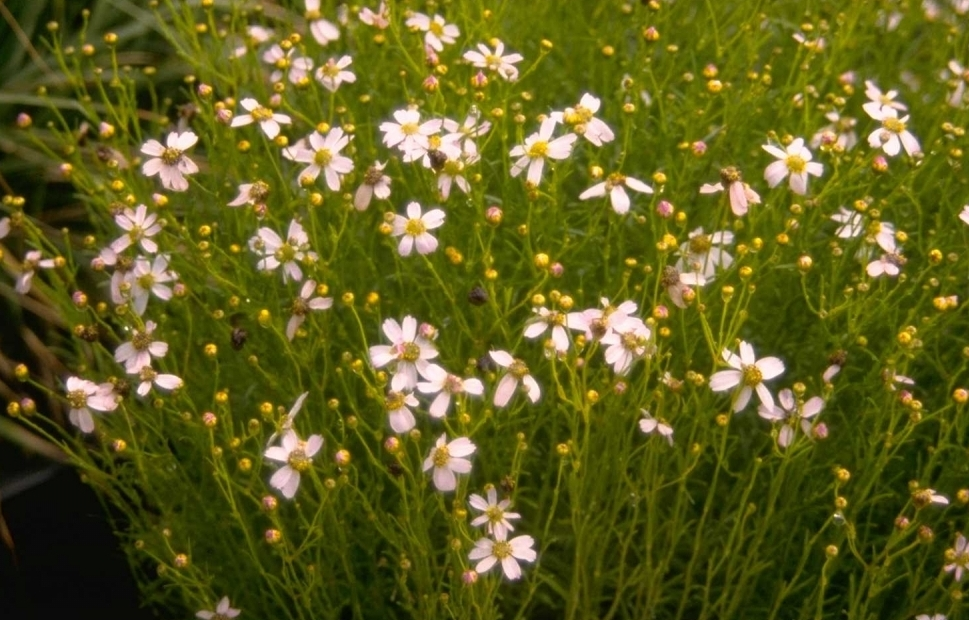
[
  {"xmin": 443, "ymin": 109, "xmax": 491, "ymax": 154},
  {"xmin": 416, "ymin": 364, "xmax": 484, "ymax": 418},
  {"xmin": 523, "ymin": 307, "xmax": 570, "ymax": 353},
  {"xmin": 489, "ymin": 350, "xmax": 541, "ymax": 407},
  {"xmin": 379, "ymin": 109, "xmax": 443, "ymax": 160},
  {"xmin": 510, "ymin": 119, "xmax": 577, "ymax": 186},
  {"xmin": 422, "ymin": 433, "xmax": 475, "ymax": 492},
  {"xmin": 130, "ymin": 254, "xmax": 176, "ymax": 316},
  {"xmin": 868, "ymin": 220, "xmax": 897, "ymax": 252},
  {"xmin": 638, "ymin": 409, "xmax": 673, "ymax": 446},
  {"xmin": 141, "ymin": 131, "xmax": 199, "ymax": 192},
  {"xmin": 135, "ymin": 365, "xmax": 183, "ymax": 397},
  {"xmin": 579, "ymin": 172, "xmax": 652, "ymax": 215},
  {"xmin": 913, "ymin": 488, "xmax": 949, "ymax": 507},
  {"xmin": 436, "ymin": 151, "xmax": 477, "ymax": 200},
  {"xmin": 110, "ymin": 204, "xmax": 162, "ymax": 254},
  {"xmin": 468, "ymin": 531, "xmax": 537, "ymax": 580},
  {"xmin": 368, "ymin": 316, "xmax": 439, "ymax": 392},
  {"xmin": 830, "ymin": 206, "xmax": 864, "ymax": 238},
  {"xmin": 947, "ymin": 59, "xmax": 968, "ymax": 107},
  {"xmin": 762, "ymin": 138, "xmax": 823, "ymax": 195},
  {"xmin": 286, "ymin": 279, "xmax": 333, "ymax": 340},
  {"xmin": 64, "ymin": 377, "xmax": 117, "ymax": 433},
  {"xmin": 469, "ymin": 487, "xmax": 521, "ymax": 539},
  {"xmin": 262, "ymin": 44, "xmax": 313, "ymax": 83},
  {"xmin": 196, "ymin": 596, "xmax": 241, "ymax": 620},
  {"xmin": 354, "ymin": 161, "xmax": 391, "ymax": 211},
  {"xmin": 304, "ymin": 0, "xmax": 340, "ymax": 45},
  {"xmin": 16, "ymin": 250, "xmax": 56, "ymax": 294},
  {"xmin": 862, "ymin": 79, "xmax": 907, "ymax": 118},
  {"xmin": 227, "ymin": 181, "xmax": 270, "ymax": 208},
  {"xmin": 601, "ymin": 317, "xmax": 652, "ymax": 375},
  {"xmin": 392, "ymin": 202, "xmax": 445, "ymax": 257},
  {"xmin": 699, "ymin": 167, "xmax": 761, "ymax": 217},
  {"xmin": 248, "ymin": 219, "xmax": 317, "ymax": 283},
  {"xmin": 961, "ymin": 205, "xmax": 969, "ymax": 226},
  {"xmin": 385, "ymin": 390, "xmax": 420, "ymax": 433},
  {"xmin": 675, "ymin": 227, "xmax": 734, "ymax": 280},
  {"xmin": 757, "ymin": 388, "xmax": 823, "ymax": 448},
  {"xmin": 463, "ymin": 41, "xmax": 523, "ymax": 81},
  {"xmin": 866, "ymin": 251, "xmax": 905, "ymax": 278},
  {"xmin": 231, "ymin": 98, "xmax": 292, "ymax": 139},
  {"xmin": 114, "ymin": 320, "xmax": 168, "ymax": 374},
  {"xmin": 0, "ymin": 217, "xmax": 9, "ymax": 239},
  {"xmin": 709, "ymin": 341, "xmax": 785, "ymax": 412},
  {"xmin": 229, "ymin": 24, "xmax": 273, "ymax": 59},
  {"xmin": 359, "ymin": 2, "xmax": 389, "ymax": 29},
  {"xmin": 266, "ymin": 392, "xmax": 309, "ymax": 448},
  {"xmin": 660, "ymin": 266, "xmax": 705, "ymax": 309},
  {"xmin": 264, "ymin": 429, "xmax": 323, "ymax": 499},
  {"xmin": 406, "ymin": 13, "xmax": 459, "ymax": 52},
  {"xmin": 550, "ymin": 93, "xmax": 615, "ymax": 146},
  {"xmin": 566, "ymin": 297, "xmax": 638, "ymax": 342},
  {"xmin": 866, "ymin": 106, "xmax": 920, "ymax": 157},
  {"xmin": 315, "ymin": 55, "xmax": 356, "ymax": 92},
  {"xmin": 284, "ymin": 128, "xmax": 354, "ymax": 190},
  {"xmin": 810, "ymin": 110, "xmax": 858, "ymax": 151},
  {"xmin": 944, "ymin": 533, "xmax": 968, "ymax": 582}
]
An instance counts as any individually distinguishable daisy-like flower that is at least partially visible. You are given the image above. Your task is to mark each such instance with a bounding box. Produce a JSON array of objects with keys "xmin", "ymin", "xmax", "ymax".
[
  {"xmin": 944, "ymin": 533, "xmax": 968, "ymax": 582},
  {"xmin": 266, "ymin": 392, "xmax": 309, "ymax": 448},
  {"xmin": 284, "ymin": 128, "xmax": 354, "ymax": 191},
  {"xmin": 675, "ymin": 227, "xmax": 734, "ymax": 280},
  {"xmin": 114, "ymin": 320, "xmax": 168, "ymax": 374},
  {"xmin": 463, "ymin": 40, "xmax": 524, "ymax": 81},
  {"xmin": 600, "ymin": 317, "xmax": 652, "ymax": 376},
  {"xmin": 443, "ymin": 109, "xmax": 491, "ymax": 154},
  {"xmin": 862, "ymin": 79, "xmax": 908, "ymax": 118},
  {"xmin": 248, "ymin": 219, "xmax": 317, "ymax": 284},
  {"xmin": 141, "ymin": 131, "xmax": 199, "ymax": 192},
  {"xmin": 912, "ymin": 487, "xmax": 949, "ymax": 509},
  {"xmin": 379, "ymin": 108, "xmax": 443, "ymax": 160},
  {"xmin": 230, "ymin": 24, "xmax": 273, "ymax": 59},
  {"xmin": 130, "ymin": 254, "xmax": 176, "ymax": 316},
  {"xmin": 811, "ymin": 110, "xmax": 858, "ymax": 151},
  {"xmin": 866, "ymin": 250, "xmax": 905, "ymax": 278},
  {"xmin": 286, "ymin": 279, "xmax": 333, "ymax": 340},
  {"xmin": 437, "ymin": 151, "xmax": 478, "ymax": 200},
  {"xmin": 264, "ymin": 429, "xmax": 323, "ymax": 499},
  {"xmin": 566, "ymin": 297, "xmax": 638, "ymax": 342},
  {"xmin": 579, "ymin": 172, "xmax": 653, "ymax": 215},
  {"xmin": 196, "ymin": 596, "xmax": 241, "ymax": 620},
  {"xmin": 385, "ymin": 390, "xmax": 420, "ymax": 433},
  {"xmin": 423, "ymin": 433, "xmax": 476, "ymax": 492},
  {"xmin": 227, "ymin": 180, "xmax": 270, "ymax": 208},
  {"xmin": 231, "ymin": 98, "xmax": 292, "ymax": 140},
  {"xmin": 638, "ymin": 409, "xmax": 674, "ymax": 445},
  {"xmin": 550, "ymin": 93, "xmax": 615, "ymax": 146},
  {"xmin": 16, "ymin": 250, "xmax": 56, "ymax": 294},
  {"xmin": 961, "ymin": 205, "xmax": 969, "ymax": 225},
  {"xmin": 830, "ymin": 206, "xmax": 864, "ymax": 238},
  {"xmin": 262, "ymin": 44, "xmax": 313, "ymax": 84},
  {"xmin": 110, "ymin": 204, "xmax": 162, "ymax": 254},
  {"xmin": 946, "ymin": 59, "xmax": 969, "ymax": 107},
  {"xmin": 699, "ymin": 166, "xmax": 761, "ymax": 217},
  {"xmin": 660, "ymin": 265, "xmax": 706, "ymax": 309},
  {"xmin": 757, "ymin": 388, "xmax": 823, "ymax": 448},
  {"xmin": 354, "ymin": 162, "xmax": 391, "ymax": 211},
  {"xmin": 468, "ymin": 530, "xmax": 537, "ymax": 580},
  {"xmin": 490, "ymin": 350, "xmax": 541, "ymax": 407},
  {"xmin": 315, "ymin": 55, "xmax": 356, "ymax": 92},
  {"xmin": 368, "ymin": 316, "xmax": 439, "ymax": 392},
  {"xmin": 762, "ymin": 138, "xmax": 823, "ymax": 195},
  {"xmin": 391, "ymin": 202, "xmax": 445, "ymax": 257},
  {"xmin": 709, "ymin": 341, "xmax": 785, "ymax": 412},
  {"xmin": 469, "ymin": 486, "xmax": 522, "ymax": 540},
  {"xmin": 304, "ymin": 0, "xmax": 340, "ymax": 45},
  {"xmin": 509, "ymin": 118, "xmax": 577, "ymax": 186},
  {"xmin": 134, "ymin": 365, "xmax": 182, "ymax": 397},
  {"xmin": 524, "ymin": 307, "xmax": 570, "ymax": 353},
  {"xmin": 866, "ymin": 106, "xmax": 920, "ymax": 157},
  {"xmin": 867, "ymin": 220, "xmax": 897, "ymax": 252},
  {"xmin": 406, "ymin": 13, "xmax": 459, "ymax": 52},
  {"xmin": 359, "ymin": 2, "xmax": 389, "ymax": 29},
  {"xmin": 416, "ymin": 364, "xmax": 484, "ymax": 418},
  {"xmin": 64, "ymin": 376, "xmax": 118, "ymax": 433}
]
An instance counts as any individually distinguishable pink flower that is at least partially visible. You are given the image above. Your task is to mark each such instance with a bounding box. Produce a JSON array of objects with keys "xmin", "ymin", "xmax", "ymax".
[
  {"xmin": 391, "ymin": 202, "xmax": 445, "ymax": 256},
  {"xmin": 423, "ymin": 433, "xmax": 475, "ymax": 492},
  {"xmin": 141, "ymin": 131, "xmax": 199, "ymax": 192},
  {"xmin": 709, "ymin": 341, "xmax": 785, "ymax": 412},
  {"xmin": 763, "ymin": 138, "xmax": 823, "ymax": 195},
  {"xmin": 489, "ymin": 350, "xmax": 540, "ymax": 407}
]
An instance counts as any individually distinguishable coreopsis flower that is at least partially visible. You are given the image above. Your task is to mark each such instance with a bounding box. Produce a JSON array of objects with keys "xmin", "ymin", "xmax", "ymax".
[
  {"xmin": 16, "ymin": 250, "xmax": 56, "ymax": 294},
  {"xmin": 264, "ymin": 429, "xmax": 323, "ymax": 499},
  {"xmin": 248, "ymin": 219, "xmax": 316, "ymax": 283},
  {"xmin": 231, "ymin": 98, "xmax": 292, "ymax": 139},
  {"xmin": 944, "ymin": 533, "xmax": 968, "ymax": 581},
  {"xmin": 379, "ymin": 108, "xmax": 443, "ymax": 160},
  {"xmin": 866, "ymin": 106, "xmax": 920, "ymax": 156},
  {"xmin": 866, "ymin": 250, "xmax": 905, "ymax": 278},
  {"xmin": 385, "ymin": 390, "xmax": 420, "ymax": 433},
  {"xmin": 416, "ymin": 363, "xmax": 484, "ymax": 418},
  {"xmin": 468, "ymin": 530, "xmax": 537, "ymax": 580},
  {"xmin": 437, "ymin": 151, "xmax": 478, "ymax": 200},
  {"xmin": 579, "ymin": 173, "xmax": 653, "ymax": 215},
  {"xmin": 912, "ymin": 487, "xmax": 949, "ymax": 508},
  {"xmin": 757, "ymin": 388, "xmax": 823, "ymax": 448},
  {"xmin": 315, "ymin": 55, "xmax": 356, "ymax": 92},
  {"xmin": 762, "ymin": 138, "xmax": 823, "ymax": 195},
  {"xmin": 509, "ymin": 118, "xmax": 577, "ymax": 186},
  {"xmin": 868, "ymin": 220, "xmax": 897, "ymax": 252},
  {"xmin": 286, "ymin": 279, "xmax": 333, "ymax": 340},
  {"xmin": 284, "ymin": 128, "xmax": 354, "ymax": 190},
  {"xmin": 566, "ymin": 297, "xmax": 638, "ymax": 342},
  {"xmin": 135, "ymin": 365, "xmax": 182, "ymax": 397},
  {"xmin": 524, "ymin": 307, "xmax": 570, "ymax": 353},
  {"xmin": 463, "ymin": 40, "xmax": 524, "ymax": 81},
  {"xmin": 262, "ymin": 44, "xmax": 313, "ymax": 83},
  {"xmin": 368, "ymin": 315, "xmax": 439, "ymax": 392},
  {"xmin": 354, "ymin": 162, "xmax": 391, "ymax": 211},
  {"xmin": 660, "ymin": 265, "xmax": 705, "ymax": 309},
  {"xmin": 490, "ymin": 350, "xmax": 541, "ymax": 407},
  {"xmin": 469, "ymin": 487, "xmax": 521, "ymax": 539},
  {"xmin": 862, "ymin": 79, "xmax": 908, "ymax": 118},
  {"xmin": 699, "ymin": 167, "xmax": 762, "ymax": 217},
  {"xmin": 110, "ymin": 204, "xmax": 162, "ymax": 254},
  {"xmin": 391, "ymin": 202, "xmax": 445, "ymax": 257},
  {"xmin": 227, "ymin": 181, "xmax": 270, "ymax": 208},
  {"xmin": 947, "ymin": 59, "xmax": 969, "ymax": 107},
  {"xmin": 230, "ymin": 24, "xmax": 273, "ymax": 59},
  {"xmin": 709, "ymin": 340, "xmax": 785, "ymax": 412},
  {"xmin": 550, "ymin": 93, "xmax": 615, "ymax": 146},
  {"xmin": 601, "ymin": 318, "xmax": 652, "ymax": 375},
  {"xmin": 140, "ymin": 131, "xmax": 198, "ymax": 192},
  {"xmin": 65, "ymin": 376, "xmax": 118, "ymax": 433},
  {"xmin": 114, "ymin": 320, "xmax": 167, "ymax": 374},
  {"xmin": 961, "ymin": 205, "xmax": 969, "ymax": 225},
  {"xmin": 266, "ymin": 392, "xmax": 309, "ymax": 448},
  {"xmin": 638, "ymin": 410, "xmax": 674, "ymax": 445},
  {"xmin": 406, "ymin": 13, "xmax": 459, "ymax": 52},
  {"xmin": 675, "ymin": 227, "xmax": 734, "ymax": 280},
  {"xmin": 359, "ymin": 2, "xmax": 389, "ymax": 28},
  {"xmin": 830, "ymin": 206, "xmax": 864, "ymax": 238},
  {"xmin": 196, "ymin": 596, "xmax": 241, "ymax": 620},
  {"xmin": 423, "ymin": 433, "xmax": 476, "ymax": 492},
  {"xmin": 810, "ymin": 111, "xmax": 858, "ymax": 151},
  {"xmin": 130, "ymin": 254, "xmax": 177, "ymax": 316},
  {"xmin": 304, "ymin": 0, "xmax": 340, "ymax": 45}
]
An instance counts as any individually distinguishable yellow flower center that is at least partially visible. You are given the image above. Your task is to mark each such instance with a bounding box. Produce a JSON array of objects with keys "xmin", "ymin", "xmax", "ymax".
[
  {"xmin": 314, "ymin": 148, "xmax": 333, "ymax": 166},
  {"xmin": 305, "ymin": 9, "xmax": 321, "ymax": 19},
  {"xmin": 405, "ymin": 218, "xmax": 426, "ymax": 237},
  {"xmin": 526, "ymin": 140, "xmax": 549, "ymax": 159},
  {"xmin": 385, "ymin": 391, "xmax": 405, "ymax": 411},
  {"xmin": 785, "ymin": 154, "xmax": 806, "ymax": 173},
  {"xmin": 432, "ymin": 445, "xmax": 450, "ymax": 467},
  {"xmin": 509, "ymin": 359, "xmax": 529, "ymax": 378},
  {"xmin": 429, "ymin": 21, "xmax": 444, "ymax": 36},
  {"xmin": 883, "ymin": 117, "xmax": 906, "ymax": 134},
  {"xmin": 139, "ymin": 366, "xmax": 158, "ymax": 382},
  {"xmin": 689, "ymin": 234, "xmax": 713, "ymax": 254},
  {"xmin": 67, "ymin": 389, "xmax": 88, "ymax": 409},
  {"xmin": 131, "ymin": 330, "xmax": 153, "ymax": 351},
  {"xmin": 251, "ymin": 106, "xmax": 274, "ymax": 122},
  {"xmin": 161, "ymin": 147, "xmax": 183, "ymax": 166},
  {"xmin": 399, "ymin": 341, "xmax": 421, "ymax": 362},
  {"xmin": 275, "ymin": 57, "xmax": 290, "ymax": 70},
  {"xmin": 291, "ymin": 296, "xmax": 308, "ymax": 316},
  {"xmin": 720, "ymin": 166, "xmax": 742, "ymax": 184},
  {"xmin": 275, "ymin": 244, "xmax": 297, "ymax": 263},
  {"xmin": 606, "ymin": 172, "xmax": 626, "ymax": 189},
  {"xmin": 442, "ymin": 159, "xmax": 464, "ymax": 176},
  {"xmin": 287, "ymin": 447, "xmax": 312, "ymax": 472},
  {"xmin": 485, "ymin": 505, "xmax": 504, "ymax": 524},
  {"xmin": 364, "ymin": 166, "xmax": 385, "ymax": 185},
  {"xmin": 249, "ymin": 181, "xmax": 270, "ymax": 201},
  {"xmin": 741, "ymin": 364, "xmax": 763, "ymax": 387},
  {"xmin": 137, "ymin": 272, "xmax": 156, "ymax": 290},
  {"xmin": 400, "ymin": 122, "xmax": 420, "ymax": 136},
  {"xmin": 321, "ymin": 62, "xmax": 340, "ymax": 78},
  {"xmin": 492, "ymin": 540, "xmax": 512, "ymax": 559},
  {"xmin": 620, "ymin": 331, "xmax": 641, "ymax": 352}
]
